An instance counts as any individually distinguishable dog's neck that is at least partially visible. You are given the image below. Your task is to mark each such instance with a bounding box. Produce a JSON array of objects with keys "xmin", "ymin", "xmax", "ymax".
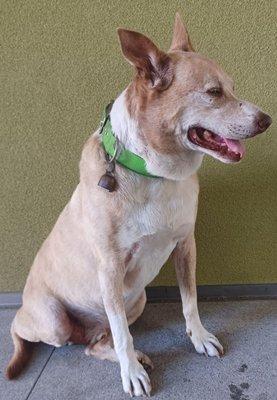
[{"xmin": 110, "ymin": 89, "xmax": 203, "ymax": 181}]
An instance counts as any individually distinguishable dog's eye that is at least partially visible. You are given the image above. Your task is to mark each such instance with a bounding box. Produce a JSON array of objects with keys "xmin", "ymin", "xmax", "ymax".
[{"xmin": 206, "ymin": 87, "xmax": 222, "ymax": 97}]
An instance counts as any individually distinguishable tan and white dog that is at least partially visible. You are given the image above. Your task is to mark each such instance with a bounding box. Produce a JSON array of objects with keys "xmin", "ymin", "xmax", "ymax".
[{"xmin": 6, "ymin": 13, "xmax": 271, "ymax": 397}]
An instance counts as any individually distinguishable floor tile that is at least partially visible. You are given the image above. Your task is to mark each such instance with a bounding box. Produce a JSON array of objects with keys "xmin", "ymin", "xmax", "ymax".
[
  {"xmin": 24, "ymin": 301, "xmax": 277, "ymax": 400},
  {"xmin": 0, "ymin": 308, "xmax": 54, "ymax": 400}
]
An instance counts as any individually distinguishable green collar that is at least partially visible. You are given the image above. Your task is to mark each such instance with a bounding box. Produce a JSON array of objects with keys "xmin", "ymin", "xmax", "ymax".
[{"xmin": 99, "ymin": 103, "xmax": 159, "ymax": 178}]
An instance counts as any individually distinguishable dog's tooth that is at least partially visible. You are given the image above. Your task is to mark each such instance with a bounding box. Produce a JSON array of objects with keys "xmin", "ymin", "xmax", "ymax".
[
  {"xmin": 203, "ymin": 130, "xmax": 212, "ymax": 139},
  {"xmin": 191, "ymin": 129, "xmax": 198, "ymax": 139}
]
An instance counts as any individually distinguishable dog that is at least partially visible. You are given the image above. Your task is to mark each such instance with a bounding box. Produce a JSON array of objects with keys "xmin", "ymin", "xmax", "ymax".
[{"xmin": 6, "ymin": 13, "xmax": 271, "ymax": 397}]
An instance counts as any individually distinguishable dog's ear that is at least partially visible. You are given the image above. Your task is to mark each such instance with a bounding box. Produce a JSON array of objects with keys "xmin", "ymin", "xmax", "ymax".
[
  {"xmin": 169, "ymin": 12, "xmax": 194, "ymax": 52},
  {"xmin": 117, "ymin": 28, "xmax": 173, "ymax": 90}
]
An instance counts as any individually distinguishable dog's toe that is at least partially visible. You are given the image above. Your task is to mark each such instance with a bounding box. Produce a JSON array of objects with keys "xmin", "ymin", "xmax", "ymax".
[
  {"xmin": 135, "ymin": 350, "xmax": 154, "ymax": 371},
  {"xmin": 188, "ymin": 326, "xmax": 224, "ymax": 358},
  {"xmin": 121, "ymin": 359, "xmax": 152, "ymax": 397}
]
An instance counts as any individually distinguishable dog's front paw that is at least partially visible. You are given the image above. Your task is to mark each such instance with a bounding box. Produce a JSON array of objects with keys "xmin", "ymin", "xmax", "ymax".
[
  {"xmin": 187, "ymin": 325, "xmax": 224, "ymax": 357},
  {"xmin": 121, "ymin": 358, "xmax": 152, "ymax": 397}
]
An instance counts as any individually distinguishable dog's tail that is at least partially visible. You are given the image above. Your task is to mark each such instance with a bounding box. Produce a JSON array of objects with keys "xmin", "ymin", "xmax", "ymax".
[{"xmin": 5, "ymin": 325, "xmax": 35, "ymax": 380}]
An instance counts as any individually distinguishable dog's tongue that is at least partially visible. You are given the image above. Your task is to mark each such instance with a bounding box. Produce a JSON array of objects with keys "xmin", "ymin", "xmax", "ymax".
[{"xmin": 223, "ymin": 138, "xmax": 245, "ymax": 157}]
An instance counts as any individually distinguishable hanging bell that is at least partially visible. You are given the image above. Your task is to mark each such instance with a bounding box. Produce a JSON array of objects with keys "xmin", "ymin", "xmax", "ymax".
[
  {"xmin": 98, "ymin": 172, "xmax": 117, "ymax": 192},
  {"xmin": 98, "ymin": 135, "xmax": 118, "ymax": 193}
]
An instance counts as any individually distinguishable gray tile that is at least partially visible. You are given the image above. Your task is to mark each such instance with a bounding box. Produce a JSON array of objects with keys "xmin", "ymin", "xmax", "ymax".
[
  {"xmin": 0, "ymin": 308, "xmax": 54, "ymax": 400},
  {"xmin": 133, "ymin": 301, "xmax": 277, "ymax": 399},
  {"xmin": 26, "ymin": 301, "xmax": 277, "ymax": 400},
  {"xmin": 28, "ymin": 344, "xmax": 124, "ymax": 400}
]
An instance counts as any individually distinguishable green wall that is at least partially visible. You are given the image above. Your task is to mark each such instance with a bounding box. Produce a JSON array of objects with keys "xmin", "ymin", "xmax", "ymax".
[{"xmin": 0, "ymin": 0, "xmax": 276, "ymax": 292}]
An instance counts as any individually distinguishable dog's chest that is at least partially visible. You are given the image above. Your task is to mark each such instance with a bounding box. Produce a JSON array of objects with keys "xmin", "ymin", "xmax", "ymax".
[{"xmin": 120, "ymin": 176, "xmax": 199, "ymax": 290}]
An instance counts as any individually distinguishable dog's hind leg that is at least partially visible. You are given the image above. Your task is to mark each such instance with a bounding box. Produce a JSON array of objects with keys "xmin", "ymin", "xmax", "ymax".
[
  {"xmin": 26, "ymin": 296, "xmax": 74, "ymax": 347},
  {"xmin": 6, "ymin": 295, "xmax": 87, "ymax": 379},
  {"xmin": 173, "ymin": 233, "xmax": 224, "ymax": 357},
  {"xmin": 85, "ymin": 333, "xmax": 153, "ymax": 370}
]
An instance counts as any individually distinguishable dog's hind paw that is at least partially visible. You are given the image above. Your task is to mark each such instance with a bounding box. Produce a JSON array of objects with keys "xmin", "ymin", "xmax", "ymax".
[
  {"xmin": 187, "ymin": 326, "xmax": 224, "ymax": 358},
  {"xmin": 135, "ymin": 349, "xmax": 154, "ymax": 372}
]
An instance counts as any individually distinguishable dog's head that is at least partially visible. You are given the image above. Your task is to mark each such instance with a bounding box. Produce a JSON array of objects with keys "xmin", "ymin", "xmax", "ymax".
[{"xmin": 118, "ymin": 13, "xmax": 271, "ymax": 165}]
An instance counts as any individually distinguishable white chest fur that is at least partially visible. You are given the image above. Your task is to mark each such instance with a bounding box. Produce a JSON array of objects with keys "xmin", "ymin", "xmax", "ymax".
[{"xmin": 119, "ymin": 174, "xmax": 199, "ymax": 293}]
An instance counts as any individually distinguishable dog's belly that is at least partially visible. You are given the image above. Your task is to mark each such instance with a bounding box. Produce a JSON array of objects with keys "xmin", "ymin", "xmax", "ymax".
[{"xmin": 123, "ymin": 223, "xmax": 193, "ymax": 302}]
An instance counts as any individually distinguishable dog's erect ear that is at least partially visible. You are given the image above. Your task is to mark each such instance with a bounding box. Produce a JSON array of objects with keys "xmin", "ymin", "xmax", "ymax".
[
  {"xmin": 170, "ymin": 12, "xmax": 194, "ymax": 52},
  {"xmin": 117, "ymin": 28, "xmax": 173, "ymax": 90}
]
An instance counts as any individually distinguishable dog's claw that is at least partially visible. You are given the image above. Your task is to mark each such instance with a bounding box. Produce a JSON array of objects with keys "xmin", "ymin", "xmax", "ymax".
[
  {"xmin": 142, "ymin": 362, "xmax": 153, "ymax": 374},
  {"xmin": 213, "ymin": 342, "xmax": 224, "ymax": 357},
  {"xmin": 188, "ymin": 325, "xmax": 224, "ymax": 358}
]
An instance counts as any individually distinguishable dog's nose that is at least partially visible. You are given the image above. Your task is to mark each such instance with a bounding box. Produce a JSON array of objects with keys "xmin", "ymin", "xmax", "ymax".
[{"xmin": 257, "ymin": 112, "xmax": 272, "ymax": 132}]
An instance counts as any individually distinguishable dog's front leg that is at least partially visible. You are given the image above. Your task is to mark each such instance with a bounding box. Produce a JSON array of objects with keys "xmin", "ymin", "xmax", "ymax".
[
  {"xmin": 98, "ymin": 263, "xmax": 151, "ymax": 397},
  {"xmin": 173, "ymin": 233, "xmax": 224, "ymax": 357}
]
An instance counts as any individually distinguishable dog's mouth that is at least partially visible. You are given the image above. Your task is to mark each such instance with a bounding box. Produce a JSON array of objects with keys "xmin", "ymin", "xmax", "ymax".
[{"xmin": 188, "ymin": 127, "xmax": 245, "ymax": 162}]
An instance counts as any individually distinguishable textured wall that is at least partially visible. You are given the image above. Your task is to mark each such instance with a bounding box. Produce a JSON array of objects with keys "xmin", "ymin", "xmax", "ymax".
[{"xmin": 0, "ymin": 0, "xmax": 276, "ymax": 292}]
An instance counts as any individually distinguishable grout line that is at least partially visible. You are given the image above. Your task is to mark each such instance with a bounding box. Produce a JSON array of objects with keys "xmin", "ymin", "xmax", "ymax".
[{"xmin": 24, "ymin": 347, "xmax": 55, "ymax": 400}]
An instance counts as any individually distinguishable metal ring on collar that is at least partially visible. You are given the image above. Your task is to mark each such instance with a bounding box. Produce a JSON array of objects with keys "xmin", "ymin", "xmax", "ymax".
[{"xmin": 109, "ymin": 136, "xmax": 120, "ymax": 163}]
